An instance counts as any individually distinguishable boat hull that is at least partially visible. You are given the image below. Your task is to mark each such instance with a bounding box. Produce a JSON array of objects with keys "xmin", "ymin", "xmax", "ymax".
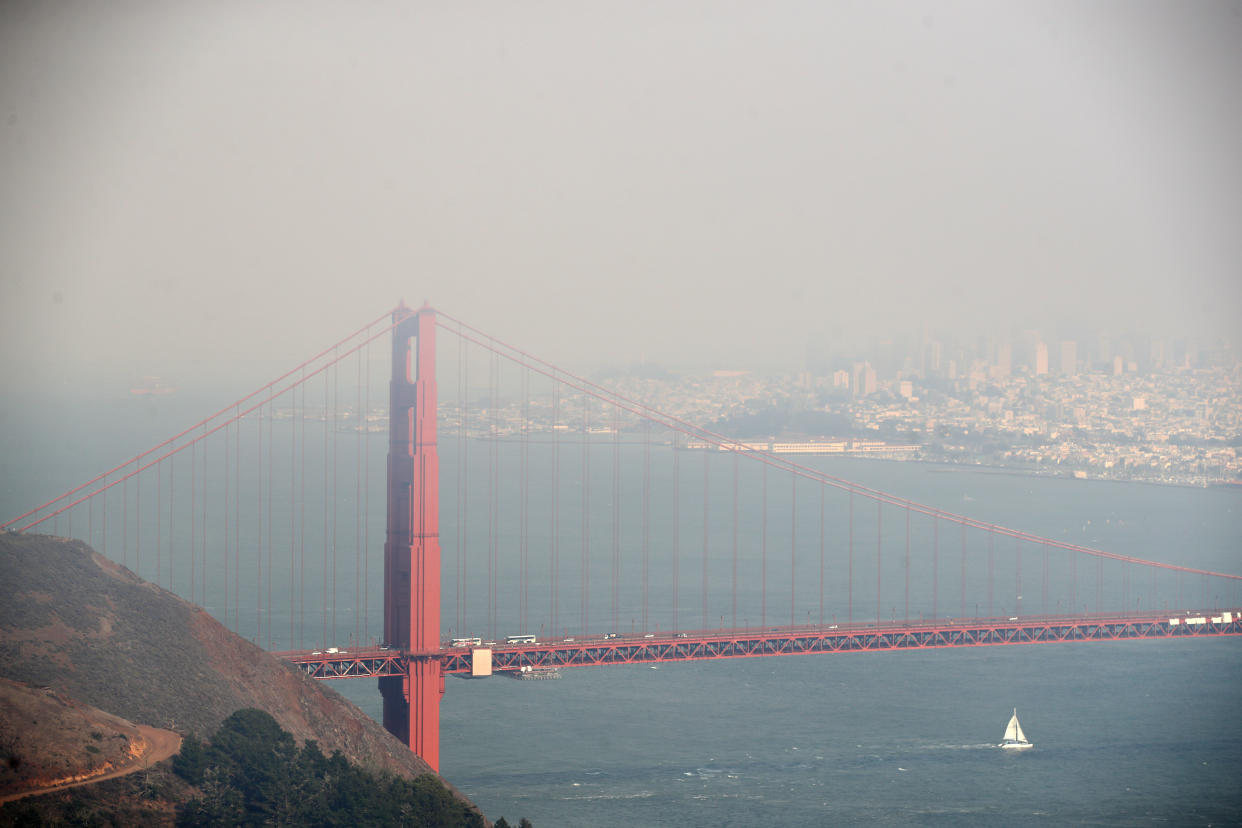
[{"xmin": 1000, "ymin": 741, "xmax": 1033, "ymax": 750}]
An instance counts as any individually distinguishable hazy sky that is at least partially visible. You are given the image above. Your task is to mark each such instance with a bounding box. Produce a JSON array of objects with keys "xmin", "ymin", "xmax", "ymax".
[{"xmin": 2, "ymin": 1, "xmax": 1240, "ymax": 388}]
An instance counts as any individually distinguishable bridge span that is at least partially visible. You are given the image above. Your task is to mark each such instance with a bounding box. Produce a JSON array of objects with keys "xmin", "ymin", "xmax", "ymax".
[{"xmin": 280, "ymin": 609, "xmax": 1241, "ymax": 680}]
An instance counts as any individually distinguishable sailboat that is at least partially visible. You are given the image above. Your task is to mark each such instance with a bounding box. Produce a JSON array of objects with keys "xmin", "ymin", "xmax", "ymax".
[{"xmin": 1000, "ymin": 708, "xmax": 1033, "ymax": 750}]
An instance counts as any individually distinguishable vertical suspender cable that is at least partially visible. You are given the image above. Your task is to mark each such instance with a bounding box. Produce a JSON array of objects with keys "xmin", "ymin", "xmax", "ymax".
[
  {"xmin": 1097, "ymin": 556, "xmax": 1103, "ymax": 613},
  {"xmin": 760, "ymin": 461, "xmax": 766, "ymax": 629},
  {"xmin": 455, "ymin": 330, "xmax": 464, "ymax": 637},
  {"xmin": 157, "ymin": 459, "xmax": 162, "ymax": 587},
  {"xmin": 257, "ymin": 403, "xmax": 263, "ymax": 645},
  {"xmin": 818, "ymin": 480, "xmax": 824, "ymax": 627},
  {"xmin": 876, "ymin": 500, "xmax": 882, "ymax": 623},
  {"xmin": 290, "ymin": 381, "xmax": 297, "ymax": 648},
  {"xmin": 702, "ymin": 446, "xmax": 708, "ymax": 630},
  {"xmin": 1148, "ymin": 561, "xmax": 1155, "ymax": 616},
  {"xmin": 137, "ymin": 459, "xmax": 142, "ymax": 576},
  {"xmin": 612, "ymin": 402, "xmax": 621, "ymax": 634},
  {"xmin": 334, "ymin": 357, "xmax": 342, "ymax": 644},
  {"xmin": 232, "ymin": 406, "xmax": 239, "ymax": 632},
  {"xmin": 904, "ymin": 506, "xmax": 909, "ymax": 623},
  {"xmin": 672, "ymin": 432, "xmax": 679, "ymax": 632},
  {"xmin": 987, "ymin": 527, "xmax": 994, "ymax": 618},
  {"xmin": 790, "ymin": 471, "xmax": 796, "ymax": 627},
  {"xmin": 323, "ymin": 371, "xmax": 330, "ymax": 647},
  {"xmin": 1015, "ymin": 537, "xmax": 1022, "ymax": 617},
  {"xmin": 642, "ymin": 413, "xmax": 649, "ymax": 633},
  {"xmin": 268, "ymin": 395, "xmax": 274, "ymax": 649},
  {"xmin": 223, "ymin": 422, "xmax": 228, "ymax": 626},
  {"xmin": 490, "ymin": 350, "xmax": 499, "ymax": 640},
  {"xmin": 848, "ymin": 488, "xmax": 853, "ymax": 624},
  {"xmin": 523, "ymin": 367, "xmax": 532, "ymax": 634},
  {"xmin": 1042, "ymin": 543, "xmax": 1048, "ymax": 616},
  {"xmin": 932, "ymin": 514, "xmax": 939, "ymax": 620},
  {"xmin": 289, "ymin": 382, "xmax": 296, "ymax": 645},
  {"xmin": 169, "ymin": 454, "xmax": 175, "ymax": 593},
  {"xmin": 960, "ymin": 522, "xmax": 966, "ymax": 618},
  {"xmin": 296, "ymin": 372, "xmax": 304, "ymax": 650},
  {"xmin": 1123, "ymin": 557, "xmax": 1129, "ymax": 614},
  {"xmin": 550, "ymin": 376, "xmax": 559, "ymax": 637},
  {"xmin": 235, "ymin": 405, "xmax": 242, "ymax": 632},
  {"xmin": 332, "ymin": 354, "xmax": 339, "ymax": 645},
  {"xmin": 1071, "ymin": 545, "xmax": 1078, "ymax": 615},
  {"xmin": 459, "ymin": 333, "xmax": 469, "ymax": 637},
  {"xmin": 581, "ymin": 393, "xmax": 590, "ymax": 636},
  {"xmin": 732, "ymin": 452, "xmax": 738, "ymax": 630},
  {"xmin": 191, "ymin": 439, "xmax": 196, "ymax": 609},
  {"xmin": 201, "ymin": 427, "xmax": 207, "ymax": 608},
  {"xmin": 365, "ymin": 337, "xmax": 372, "ymax": 644}
]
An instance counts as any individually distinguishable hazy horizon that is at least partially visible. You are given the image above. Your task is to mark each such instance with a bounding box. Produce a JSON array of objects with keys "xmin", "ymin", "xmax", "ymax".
[{"xmin": 3, "ymin": 1, "xmax": 1240, "ymax": 390}]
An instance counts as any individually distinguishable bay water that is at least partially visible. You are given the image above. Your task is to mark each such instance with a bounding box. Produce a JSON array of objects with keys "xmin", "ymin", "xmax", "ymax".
[{"xmin": 3, "ymin": 389, "xmax": 1240, "ymax": 825}]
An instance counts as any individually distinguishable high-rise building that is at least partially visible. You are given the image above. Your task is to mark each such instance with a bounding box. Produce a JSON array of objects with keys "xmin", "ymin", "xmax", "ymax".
[
  {"xmin": 852, "ymin": 362, "xmax": 877, "ymax": 397},
  {"xmin": 1034, "ymin": 342, "xmax": 1048, "ymax": 376},
  {"xmin": 1060, "ymin": 340, "xmax": 1077, "ymax": 377},
  {"xmin": 994, "ymin": 343, "xmax": 1012, "ymax": 378},
  {"xmin": 924, "ymin": 340, "xmax": 943, "ymax": 377}
]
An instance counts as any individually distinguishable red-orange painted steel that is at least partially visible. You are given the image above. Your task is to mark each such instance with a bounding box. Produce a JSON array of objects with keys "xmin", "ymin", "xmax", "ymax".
[
  {"xmin": 430, "ymin": 613, "xmax": 1242, "ymax": 674},
  {"xmin": 380, "ymin": 303, "xmax": 443, "ymax": 772},
  {"xmin": 283, "ymin": 613, "xmax": 1242, "ymax": 682}
]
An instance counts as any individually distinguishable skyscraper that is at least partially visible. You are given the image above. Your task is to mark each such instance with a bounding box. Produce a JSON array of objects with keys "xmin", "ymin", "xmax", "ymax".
[
  {"xmin": 1034, "ymin": 342, "xmax": 1048, "ymax": 376},
  {"xmin": 994, "ymin": 343, "xmax": 1012, "ymax": 378},
  {"xmin": 1060, "ymin": 340, "xmax": 1077, "ymax": 377}
]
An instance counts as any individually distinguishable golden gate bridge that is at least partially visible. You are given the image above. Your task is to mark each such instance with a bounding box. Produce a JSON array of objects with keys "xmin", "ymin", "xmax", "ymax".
[{"xmin": 6, "ymin": 303, "xmax": 1240, "ymax": 772}]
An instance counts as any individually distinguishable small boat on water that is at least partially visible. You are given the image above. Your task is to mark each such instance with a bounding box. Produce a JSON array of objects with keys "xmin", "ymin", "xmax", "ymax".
[{"xmin": 1000, "ymin": 708, "xmax": 1032, "ymax": 750}]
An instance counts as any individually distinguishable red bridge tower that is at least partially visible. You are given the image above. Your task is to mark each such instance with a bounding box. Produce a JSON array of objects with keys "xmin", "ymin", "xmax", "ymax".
[{"xmin": 379, "ymin": 302, "xmax": 443, "ymax": 771}]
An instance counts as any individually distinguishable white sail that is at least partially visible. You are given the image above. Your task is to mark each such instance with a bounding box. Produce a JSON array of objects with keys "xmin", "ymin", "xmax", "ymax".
[{"xmin": 1001, "ymin": 708, "xmax": 1031, "ymax": 748}]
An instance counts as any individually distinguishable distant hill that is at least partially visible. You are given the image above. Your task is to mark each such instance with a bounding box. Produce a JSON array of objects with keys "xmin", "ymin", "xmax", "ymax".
[{"xmin": 0, "ymin": 533, "xmax": 483, "ymax": 824}]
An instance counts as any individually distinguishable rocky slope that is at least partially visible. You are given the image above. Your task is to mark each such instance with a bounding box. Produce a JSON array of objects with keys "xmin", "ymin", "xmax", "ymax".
[
  {"xmin": 0, "ymin": 533, "xmax": 443, "ymax": 788},
  {"xmin": 0, "ymin": 677, "xmax": 179, "ymax": 802}
]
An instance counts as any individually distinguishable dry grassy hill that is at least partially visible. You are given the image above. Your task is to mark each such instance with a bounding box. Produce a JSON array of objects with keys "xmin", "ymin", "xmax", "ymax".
[{"xmin": 0, "ymin": 533, "xmax": 481, "ymax": 824}]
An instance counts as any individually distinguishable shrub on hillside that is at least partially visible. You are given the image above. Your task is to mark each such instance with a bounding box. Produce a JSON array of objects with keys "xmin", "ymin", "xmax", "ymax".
[{"xmin": 173, "ymin": 709, "xmax": 491, "ymax": 827}]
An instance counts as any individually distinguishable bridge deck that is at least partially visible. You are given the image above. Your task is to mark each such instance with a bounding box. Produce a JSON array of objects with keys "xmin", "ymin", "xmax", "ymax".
[{"xmin": 278, "ymin": 611, "xmax": 1241, "ymax": 679}]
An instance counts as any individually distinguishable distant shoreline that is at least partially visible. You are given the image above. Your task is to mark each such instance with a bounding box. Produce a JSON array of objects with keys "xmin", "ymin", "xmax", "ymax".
[{"xmin": 814, "ymin": 452, "xmax": 1238, "ymax": 492}]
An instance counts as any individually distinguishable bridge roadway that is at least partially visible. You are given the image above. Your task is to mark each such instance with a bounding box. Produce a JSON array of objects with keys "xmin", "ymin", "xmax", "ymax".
[{"xmin": 278, "ymin": 610, "xmax": 1241, "ymax": 680}]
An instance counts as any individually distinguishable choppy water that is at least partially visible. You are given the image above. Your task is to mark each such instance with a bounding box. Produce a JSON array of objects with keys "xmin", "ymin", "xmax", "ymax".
[{"xmin": 335, "ymin": 637, "xmax": 1242, "ymax": 826}]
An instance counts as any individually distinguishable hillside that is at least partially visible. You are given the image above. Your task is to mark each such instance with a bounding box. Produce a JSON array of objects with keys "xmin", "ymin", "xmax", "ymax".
[
  {"xmin": 0, "ymin": 533, "xmax": 482, "ymax": 822},
  {"xmin": 0, "ymin": 677, "xmax": 180, "ymax": 804}
]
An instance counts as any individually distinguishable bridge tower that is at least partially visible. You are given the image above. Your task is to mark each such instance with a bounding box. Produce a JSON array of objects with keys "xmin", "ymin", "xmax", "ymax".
[{"xmin": 379, "ymin": 302, "xmax": 443, "ymax": 771}]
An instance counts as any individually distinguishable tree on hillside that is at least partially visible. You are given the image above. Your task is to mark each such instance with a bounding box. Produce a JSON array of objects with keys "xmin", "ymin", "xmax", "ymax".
[{"xmin": 173, "ymin": 709, "xmax": 495, "ymax": 827}]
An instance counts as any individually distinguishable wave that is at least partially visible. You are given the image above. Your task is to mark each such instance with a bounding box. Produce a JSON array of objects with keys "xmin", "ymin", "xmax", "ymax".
[{"xmin": 558, "ymin": 791, "xmax": 656, "ymax": 802}]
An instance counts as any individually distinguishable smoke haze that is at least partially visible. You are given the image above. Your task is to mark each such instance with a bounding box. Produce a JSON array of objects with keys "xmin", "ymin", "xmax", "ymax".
[{"xmin": 2, "ymin": 1, "xmax": 1240, "ymax": 388}]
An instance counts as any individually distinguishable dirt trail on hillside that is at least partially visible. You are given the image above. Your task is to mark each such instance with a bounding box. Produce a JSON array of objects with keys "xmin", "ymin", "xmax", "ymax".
[{"xmin": 0, "ymin": 725, "xmax": 181, "ymax": 805}]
